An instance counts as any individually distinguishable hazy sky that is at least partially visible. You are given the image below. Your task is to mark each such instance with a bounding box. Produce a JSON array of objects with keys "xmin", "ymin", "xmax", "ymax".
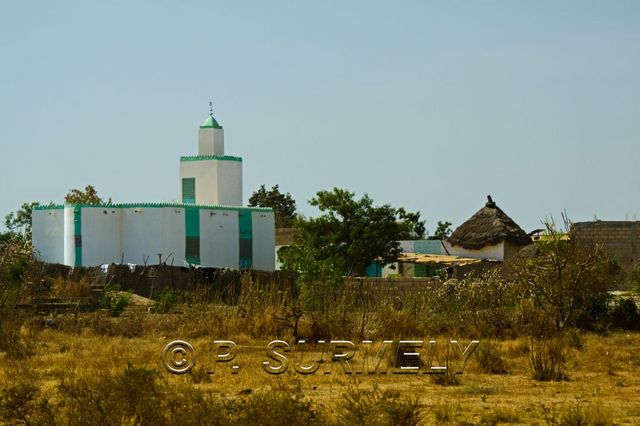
[{"xmin": 1, "ymin": 1, "xmax": 639, "ymax": 233}]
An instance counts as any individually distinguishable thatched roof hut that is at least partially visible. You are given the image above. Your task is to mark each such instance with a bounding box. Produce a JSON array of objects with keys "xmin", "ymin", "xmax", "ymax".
[{"xmin": 447, "ymin": 196, "xmax": 531, "ymax": 250}]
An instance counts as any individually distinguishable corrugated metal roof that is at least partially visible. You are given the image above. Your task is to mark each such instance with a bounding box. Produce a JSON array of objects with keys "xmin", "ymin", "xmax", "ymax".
[{"xmin": 398, "ymin": 252, "xmax": 500, "ymax": 266}]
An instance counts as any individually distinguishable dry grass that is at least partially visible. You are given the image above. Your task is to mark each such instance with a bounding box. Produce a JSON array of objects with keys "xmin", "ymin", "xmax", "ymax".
[{"xmin": 1, "ymin": 313, "xmax": 640, "ymax": 425}]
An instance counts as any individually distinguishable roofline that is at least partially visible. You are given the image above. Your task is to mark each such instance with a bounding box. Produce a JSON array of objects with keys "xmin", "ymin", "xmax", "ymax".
[
  {"xmin": 34, "ymin": 202, "xmax": 272, "ymax": 213},
  {"xmin": 180, "ymin": 155, "xmax": 242, "ymax": 163}
]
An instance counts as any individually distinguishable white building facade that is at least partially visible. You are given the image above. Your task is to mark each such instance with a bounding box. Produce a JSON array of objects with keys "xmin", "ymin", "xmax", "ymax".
[{"xmin": 32, "ymin": 108, "xmax": 276, "ymax": 270}]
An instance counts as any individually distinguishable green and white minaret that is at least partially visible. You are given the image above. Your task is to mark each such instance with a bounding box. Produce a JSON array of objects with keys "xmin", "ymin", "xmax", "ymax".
[{"xmin": 179, "ymin": 102, "xmax": 243, "ymax": 206}]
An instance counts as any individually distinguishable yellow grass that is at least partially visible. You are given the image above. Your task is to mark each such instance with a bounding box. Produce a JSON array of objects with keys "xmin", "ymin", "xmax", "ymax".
[{"xmin": 3, "ymin": 313, "xmax": 640, "ymax": 425}]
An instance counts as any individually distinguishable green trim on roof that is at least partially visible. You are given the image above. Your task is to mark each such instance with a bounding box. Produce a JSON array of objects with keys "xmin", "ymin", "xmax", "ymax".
[
  {"xmin": 180, "ymin": 155, "xmax": 242, "ymax": 163},
  {"xmin": 200, "ymin": 115, "xmax": 222, "ymax": 129},
  {"xmin": 34, "ymin": 204, "xmax": 65, "ymax": 210},
  {"xmin": 37, "ymin": 202, "xmax": 272, "ymax": 213}
]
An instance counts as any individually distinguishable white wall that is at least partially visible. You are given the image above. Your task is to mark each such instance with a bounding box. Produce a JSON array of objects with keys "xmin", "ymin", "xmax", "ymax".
[
  {"xmin": 120, "ymin": 207, "xmax": 185, "ymax": 265},
  {"xmin": 216, "ymin": 160, "xmax": 242, "ymax": 206},
  {"xmin": 32, "ymin": 209, "xmax": 65, "ymax": 264},
  {"xmin": 443, "ymin": 241, "xmax": 505, "ymax": 261},
  {"xmin": 34, "ymin": 205, "xmax": 274, "ymax": 270},
  {"xmin": 251, "ymin": 211, "xmax": 275, "ymax": 271},
  {"xmin": 181, "ymin": 160, "xmax": 218, "ymax": 204},
  {"xmin": 63, "ymin": 207, "xmax": 77, "ymax": 266},
  {"xmin": 198, "ymin": 127, "xmax": 224, "ymax": 155},
  {"xmin": 81, "ymin": 207, "xmax": 122, "ymax": 266},
  {"xmin": 180, "ymin": 159, "xmax": 242, "ymax": 206},
  {"xmin": 200, "ymin": 209, "xmax": 239, "ymax": 268}
]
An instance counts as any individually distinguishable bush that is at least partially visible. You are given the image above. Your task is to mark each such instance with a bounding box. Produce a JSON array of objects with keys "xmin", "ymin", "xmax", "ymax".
[
  {"xmin": 529, "ymin": 336, "xmax": 569, "ymax": 381},
  {"xmin": 100, "ymin": 284, "xmax": 131, "ymax": 317},
  {"xmin": 431, "ymin": 401, "xmax": 463, "ymax": 424},
  {"xmin": 0, "ymin": 366, "xmax": 55, "ymax": 425},
  {"xmin": 474, "ymin": 341, "xmax": 509, "ymax": 375},
  {"xmin": 235, "ymin": 383, "xmax": 323, "ymax": 425},
  {"xmin": 153, "ymin": 289, "xmax": 182, "ymax": 314},
  {"xmin": 512, "ymin": 218, "xmax": 620, "ymax": 331},
  {"xmin": 479, "ymin": 407, "xmax": 520, "ymax": 425},
  {"xmin": 335, "ymin": 383, "xmax": 424, "ymax": 426},
  {"xmin": 556, "ymin": 403, "xmax": 613, "ymax": 426},
  {"xmin": 0, "ymin": 235, "xmax": 32, "ymax": 356},
  {"xmin": 608, "ymin": 298, "xmax": 640, "ymax": 330}
]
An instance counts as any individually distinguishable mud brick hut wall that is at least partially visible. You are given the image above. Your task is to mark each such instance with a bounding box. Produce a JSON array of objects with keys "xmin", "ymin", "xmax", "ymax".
[{"xmin": 572, "ymin": 221, "xmax": 640, "ymax": 274}]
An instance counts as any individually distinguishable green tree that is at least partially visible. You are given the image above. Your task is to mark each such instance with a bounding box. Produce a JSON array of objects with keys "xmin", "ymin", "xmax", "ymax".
[
  {"xmin": 3, "ymin": 185, "xmax": 110, "ymax": 242},
  {"xmin": 64, "ymin": 185, "xmax": 111, "ymax": 204},
  {"xmin": 433, "ymin": 220, "xmax": 453, "ymax": 240},
  {"xmin": 512, "ymin": 218, "xmax": 619, "ymax": 331},
  {"xmin": 248, "ymin": 184, "xmax": 297, "ymax": 228},
  {"xmin": 281, "ymin": 188, "xmax": 425, "ymax": 277},
  {"xmin": 4, "ymin": 202, "xmax": 40, "ymax": 240}
]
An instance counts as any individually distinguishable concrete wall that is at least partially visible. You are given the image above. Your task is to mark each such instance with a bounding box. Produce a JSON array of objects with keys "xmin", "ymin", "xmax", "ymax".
[
  {"xmin": 81, "ymin": 207, "xmax": 122, "ymax": 266},
  {"xmin": 198, "ymin": 127, "xmax": 224, "ymax": 156},
  {"xmin": 120, "ymin": 207, "xmax": 185, "ymax": 265},
  {"xmin": 63, "ymin": 207, "xmax": 76, "ymax": 266},
  {"xmin": 32, "ymin": 208, "xmax": 65, "ymax": 264},
  {"xmin": 32, "ymin": 205, "xmax": 275, "ymax": 271},
  {"xmin": 252, "ymin": 211, "xmax": 276, "ymax": 271},
  {"xmin": 216, "ymin": 160, "xmax": 242, "ymax": 206},
  {"xmin": 180, "ymin": 158, "xmax": 242, "ymax": 206},
  {"xmin": 200, "ymin": 209, "xmax": 239, "ymax": 268},
  {"xmin": 572, "ymin": 221, "xmax": 640, "ymax": 273}
]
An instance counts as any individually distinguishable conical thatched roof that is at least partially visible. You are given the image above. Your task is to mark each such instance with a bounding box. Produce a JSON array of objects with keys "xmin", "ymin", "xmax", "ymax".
[{"xmin": 447, "ymin": 196, "xmax": 531, "ymax": 250}]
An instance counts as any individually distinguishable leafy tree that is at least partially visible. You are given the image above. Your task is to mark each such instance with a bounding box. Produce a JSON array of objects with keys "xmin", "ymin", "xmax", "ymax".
[
  {"xmin": 433, "ymin": 221, "xmax": 453, "ymax": 240},
  {"xmin": 4, "ymin": 202, "xmax": 40, "ymax": 240},
  {"xmin": 3, "ymin": 185, "xmax": 109, "ymax": 242},
  {"xmin": 64, "ymin": 185, "xmax": 111, "ymax": 204},
  {"xmin": 512, "ymin": 217, "xmax": 620, "ymax": 331},
  {"xmin": 281, "ymin": 188, "xmax": 425, "ymax": 277},
  {"xmin": 248, "ymin": 184, "xmax": 297, "ymax": 228}
]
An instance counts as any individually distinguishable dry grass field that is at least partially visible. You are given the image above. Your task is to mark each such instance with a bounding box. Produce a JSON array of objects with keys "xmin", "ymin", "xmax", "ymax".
[
  {"xmin": 2, "ymin": 309, "xmax": 640, "ymax": 425},
  {"xmin": 3, "ymin": 234, "xmax": 640, "ymax": 424}
]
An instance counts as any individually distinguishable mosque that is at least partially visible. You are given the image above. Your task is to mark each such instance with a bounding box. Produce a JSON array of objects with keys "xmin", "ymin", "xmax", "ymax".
[{"xmin": 31, "ymin": 105, "xmax": 276, "ymax": 270}]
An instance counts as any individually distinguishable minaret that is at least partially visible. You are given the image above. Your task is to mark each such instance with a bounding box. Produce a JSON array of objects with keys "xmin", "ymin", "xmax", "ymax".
[
  {"xmin": 179, "ymin": 102, "xmax": 243, "ymax": 206},
  {"xmin": 198, "ymin": 101, "xmax": 225, "ymax": 155}
]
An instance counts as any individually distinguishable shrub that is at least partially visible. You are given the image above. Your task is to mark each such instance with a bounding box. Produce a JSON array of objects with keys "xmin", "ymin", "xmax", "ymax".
[
  {"xmin": 0, "ymin": 235, "xmax": 32, "ymax": 356},
  {"xmin": 511, "ymin": 218, "xmax": 620, "ymax": 331},
  {"xmin": 556, "ymin": 403, "xmax": 613, "ymax": 426},
  {"xmin": 100, "ymin": 284, "xmax": 131, "ymax": 317},
  {"xmin": 474, "ymin": 341, "xmax": 509, "ymax": 375},
  {"xmin": 431, "ymin": 401, "xmax": 463, "ymax": 424},
  {"xmin": 236, "ymin": 383, "xmax": 323, "ymax": 425},
  {"xmin": 608, "ymin": 298, "xmax": 640, "ymax": 330},
  {"xmin": 528, "ymin": 336, "xmax": 569, "ymax": 381},
  {"xmin": 430, "ymin": 371, "xmax": 462, "ymax": 386},
  {"xmin": 335, "ymin": 383, "xmax": 424, "ymax": 426},
  {"xmin": 479, "ymin": 407, "xmax": 520, "ymax": 425},
  {"xmin": 0, "ymin": 366, "xmax": 56, "ymax": 425},
  {"xmin": 154, "ymin": 289, "xmax": 182, "ymax": 314}
]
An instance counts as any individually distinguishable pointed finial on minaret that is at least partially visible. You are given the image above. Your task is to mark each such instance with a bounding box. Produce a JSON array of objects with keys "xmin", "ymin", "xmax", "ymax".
[{"xmin": 209, "ymin": 101, "xmax": 213, "ymax": 117}]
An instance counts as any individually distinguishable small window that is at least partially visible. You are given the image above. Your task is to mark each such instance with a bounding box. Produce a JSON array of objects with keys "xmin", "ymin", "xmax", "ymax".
[{"xmin": 182, "ymin": 178, "xmax": 196, "ymax": 204}]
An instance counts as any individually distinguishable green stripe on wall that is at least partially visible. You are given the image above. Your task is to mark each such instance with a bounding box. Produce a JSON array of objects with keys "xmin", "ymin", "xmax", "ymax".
[
  {"xmin": 74, "ymin": 207, "xmax": 82, "ymax": 267},
  {"xmin": 185, "ymin": 206, "xmax": 200, "ymax": 265},
  {"xmin": 238, "ymin": 211, "xmax": 253, "ymax": 269}
]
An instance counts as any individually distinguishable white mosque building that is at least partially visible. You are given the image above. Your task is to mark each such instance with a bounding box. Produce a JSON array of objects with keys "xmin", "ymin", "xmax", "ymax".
[{"xmin": 32, "ymin": 106, "xmax": 276, "ymax": 270}]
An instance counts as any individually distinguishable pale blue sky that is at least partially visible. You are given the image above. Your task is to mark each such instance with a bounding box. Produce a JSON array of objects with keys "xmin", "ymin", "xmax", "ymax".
[{"xmin": 1, "ymin": 1, "xmax": 639, "ymax": 233}]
